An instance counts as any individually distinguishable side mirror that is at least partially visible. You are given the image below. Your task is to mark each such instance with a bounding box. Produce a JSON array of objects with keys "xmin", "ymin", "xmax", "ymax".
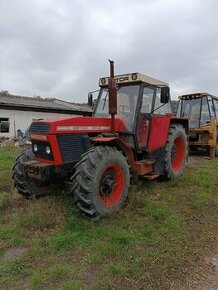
[
  {"xmin": 160, "ymin": 87, "xmax": 170, "ymax": 103},
  {"xmin": 88, "ymin": 93, "xmax": 93, "ymax": 107}
]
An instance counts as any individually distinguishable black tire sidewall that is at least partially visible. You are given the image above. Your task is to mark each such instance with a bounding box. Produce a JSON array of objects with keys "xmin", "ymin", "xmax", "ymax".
[
  {"xmin": 13, "ymin": 148, "xmax": 34, "ymax": 197},
  {"xmin": 72, "ymin": 146, "xmax": 130, "ymax": 218},
  {"xmin": 165, "ymin": 125, "xmax": 187, "ymax": 179}
]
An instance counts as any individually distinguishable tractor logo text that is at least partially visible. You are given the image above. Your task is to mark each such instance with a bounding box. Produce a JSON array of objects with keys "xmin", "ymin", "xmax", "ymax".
[{"xmin": 115, "ymin": 76, "xmax": 129, "ymax": 83}]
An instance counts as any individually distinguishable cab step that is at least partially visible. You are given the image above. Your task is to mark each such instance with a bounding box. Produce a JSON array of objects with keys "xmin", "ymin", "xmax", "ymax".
[
  {"xmin": 134, "ymin": 160, "xmax": 155, "ymax": 175},
  {"xmin": 135, "ymin": 160, "xmax": 154, "ymax": 166},
  {"xmin": 143, "ymin": 172, "xmax": 160, "ymax": 180}
]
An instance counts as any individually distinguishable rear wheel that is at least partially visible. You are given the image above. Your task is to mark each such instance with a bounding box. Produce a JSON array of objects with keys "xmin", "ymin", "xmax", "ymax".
[
  {"xmin": 209, "ymin": 147, "xmax": 216, "ymax": 158},
  {"xmin": 215, "ymin": 136, "xmax": 218, "ymax": 157},
  {"xmin": 164, "ymin": 124, "xmax": 187, "ymax": 180},
  {"xmin": 71, "ymin": 146, "xmax": 130, "ymax": 219}
]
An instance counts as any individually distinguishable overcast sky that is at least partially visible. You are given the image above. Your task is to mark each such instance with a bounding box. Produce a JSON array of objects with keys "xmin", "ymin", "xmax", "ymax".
[{"xmin": 0, "ymin": 0, "xmax": 218, "ymax": 102}]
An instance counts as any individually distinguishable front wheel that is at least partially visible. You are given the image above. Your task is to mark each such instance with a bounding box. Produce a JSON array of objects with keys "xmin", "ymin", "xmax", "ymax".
[
  {"xmin": 12, "ymin": 148, "xmax": 48, "ymax": 199},
  {"xmin": 13, "ymin": 148, "xmax": 35, "ymax": 198},
  {"xmin": 163, "ymin": 124, "xmax": 187, "ymax": 180},
  {"xmin": 71, "ymin": 146, "xmax": 130, "ymax": 219}
]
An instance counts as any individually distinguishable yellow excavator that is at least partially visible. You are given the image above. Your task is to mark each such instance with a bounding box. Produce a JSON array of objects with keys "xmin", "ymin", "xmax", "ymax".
[{"xmin": 177, "ymin": 92, "xmax": 218, "ymax": 158}]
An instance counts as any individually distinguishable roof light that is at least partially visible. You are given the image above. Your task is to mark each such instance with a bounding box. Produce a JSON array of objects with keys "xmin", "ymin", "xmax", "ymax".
[
  {"xmin": 101, "ymin": 78, "xmax": 106, "ymax": 85},
  {"xmin": 131, "ymin": 73, "xmax": 138, "ymax": 81}
]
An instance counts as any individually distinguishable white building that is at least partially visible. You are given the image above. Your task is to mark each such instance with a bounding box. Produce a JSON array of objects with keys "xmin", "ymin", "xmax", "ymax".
[{"xmin": 0, "ymin": 93, "xmax": 92, "ymax": 138}]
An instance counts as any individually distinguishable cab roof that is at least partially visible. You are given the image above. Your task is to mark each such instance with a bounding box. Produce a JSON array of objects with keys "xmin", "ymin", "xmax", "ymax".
[
  {"xmin": 178, "ymin": 92, "xmax": 218, "ymax": 101},
  {"xmin": 99, "ymin": 72, "xmax": 168, "ymax": 88}
]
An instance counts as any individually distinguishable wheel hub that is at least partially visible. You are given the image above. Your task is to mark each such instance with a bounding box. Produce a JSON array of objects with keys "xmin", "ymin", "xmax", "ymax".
[
  {"xmin": 100, "ymin": 170, "xmax": 115, "ymax": 196},
  {"xmin": 98, "ymin": 163, "xmax": 125, "ymax": 207}
]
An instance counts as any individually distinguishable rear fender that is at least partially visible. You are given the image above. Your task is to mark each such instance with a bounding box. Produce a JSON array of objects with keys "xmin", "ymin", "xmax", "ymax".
[
  {"xmin": 170, "ymin": 117, "xmax": 189, "ymax": 132},
  {"xmin": 147, "ymin": 116, "xmax": 188, "ymax": 153}
]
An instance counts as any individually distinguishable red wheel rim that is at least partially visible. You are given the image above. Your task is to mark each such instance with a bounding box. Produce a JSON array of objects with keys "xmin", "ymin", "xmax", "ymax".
[
  {"xmin": 99, "ymin": 163, "xmax": 125, "ymax": 207},
  {"xmin": 171, "ymin": 136, "xmax": 185, "ymax": 171}
]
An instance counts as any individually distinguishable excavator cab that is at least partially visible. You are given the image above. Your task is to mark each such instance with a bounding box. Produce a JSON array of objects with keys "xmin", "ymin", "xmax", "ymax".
[{"xmin": 177, "ymin": 92, "xmax": 218, "ymax": 157}]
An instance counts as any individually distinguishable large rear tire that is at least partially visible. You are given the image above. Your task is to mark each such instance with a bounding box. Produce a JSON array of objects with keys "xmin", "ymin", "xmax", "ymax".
[
  {"xmin": 164, "ymin": 124, "xmax": 187, "ymax": 180},
  {"xmin": 71, "ymin": 146, "xmax": 130, "ymax": 220}
]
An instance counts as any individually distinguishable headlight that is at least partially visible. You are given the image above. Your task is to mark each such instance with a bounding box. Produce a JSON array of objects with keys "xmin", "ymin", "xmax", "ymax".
[
  {"xmin": 46, "ymin": 146, "xmax": 51, "ymax": 154},
  {"xmin": 33, "ymin": 144, "xmax": 38, "ymax": 152}
]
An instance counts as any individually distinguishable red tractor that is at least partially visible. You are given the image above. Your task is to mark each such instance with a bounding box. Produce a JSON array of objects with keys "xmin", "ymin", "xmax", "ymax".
[{"xmin": 13, "ymin": 61, "xmax": 188, "ymax": 219}]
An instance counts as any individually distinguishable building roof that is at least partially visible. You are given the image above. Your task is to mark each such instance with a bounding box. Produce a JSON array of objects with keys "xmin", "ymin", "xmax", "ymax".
[{"xmin": 0, "ymin": 93, "xmax": 92, "ymax": 115}]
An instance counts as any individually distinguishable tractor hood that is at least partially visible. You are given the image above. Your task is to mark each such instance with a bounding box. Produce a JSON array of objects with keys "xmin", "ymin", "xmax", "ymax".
[{"xmin": 29, "ymin": 115, "xmax": 128, "ymax": 135}]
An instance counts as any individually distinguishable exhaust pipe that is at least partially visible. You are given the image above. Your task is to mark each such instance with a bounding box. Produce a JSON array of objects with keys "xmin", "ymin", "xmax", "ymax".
[{"xmin": 108, "ymin": 60, "xmax": 117, "ymax": 132}]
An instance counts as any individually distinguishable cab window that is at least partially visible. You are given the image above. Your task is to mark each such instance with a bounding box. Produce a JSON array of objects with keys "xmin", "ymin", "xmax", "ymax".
[
  {"xmin": 141, "ymin": 87, "xmax": 154, "ymax": 113},
  {"xmin": 208, "ymin": 96, "xmax": 215, "ymax": 117},
  {"xmin": 214, "ymin": 100, "xmax": 218, "ymax": 120},
  {"xmin": 154, "ymin": 88, "xmax": 172, "ymax": 115},
  {"xmin": 95, "ymin": 85, "xmax": 139, "ymax": 131},
  {"xmin": 200, "ymin": 96, "xmax": 210, "ymax": 126}
]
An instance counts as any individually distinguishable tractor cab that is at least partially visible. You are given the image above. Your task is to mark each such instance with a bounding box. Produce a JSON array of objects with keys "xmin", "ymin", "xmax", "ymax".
[
  {"xmin": 92, "ymin": 72, "xmax": 175, "ymax": 153},
  {"xmin": 95, "ymin": 73, "xmax": 172, "ymax": 131},
  {"xmin": 177, "ymin": 93, "xmax": 218, "ymax": 157}
]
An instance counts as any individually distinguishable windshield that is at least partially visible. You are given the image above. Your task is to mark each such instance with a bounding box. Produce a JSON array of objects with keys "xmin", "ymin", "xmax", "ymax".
[
  {"xmin": 177, "ymin": 97, "xmax": 210, "ymax": 128},
  {"xmin": 94, "ymin": 85, "xmax": 139, "ymax": 130}
]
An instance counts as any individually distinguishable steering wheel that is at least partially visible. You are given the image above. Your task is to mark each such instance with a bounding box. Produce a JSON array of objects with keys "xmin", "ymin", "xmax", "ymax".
[{"xmin": 118, "ymin": 105, "xmax": 130, "ymax": 113}]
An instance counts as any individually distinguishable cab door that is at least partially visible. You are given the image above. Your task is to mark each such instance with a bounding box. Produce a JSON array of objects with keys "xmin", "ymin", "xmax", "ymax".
[
  {"xmin": 136, "ymin": 86, "xmax": 172, "ymax": 151},
  {"xmin": 136, "ymin": 86, "xmax": 154, "ymax": 150}
]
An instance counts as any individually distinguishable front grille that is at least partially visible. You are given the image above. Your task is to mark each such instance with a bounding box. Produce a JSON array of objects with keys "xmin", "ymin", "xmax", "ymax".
[
  {"xmin": 57, "ymin": 134, "xmax": 91, "ymax": 163},
  {"xmin": 29, "ymin": 122, "xmax": 50, "ymax": 134},
  {"xmin": 32, "ymin": 141, "xmax": 54, "ymax": 160}
]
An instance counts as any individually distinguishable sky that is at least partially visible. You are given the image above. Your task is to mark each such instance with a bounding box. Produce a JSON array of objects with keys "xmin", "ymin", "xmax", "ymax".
[{"xmin": 0, "ymin": 0, "xmax": 218, "ymax": 102}]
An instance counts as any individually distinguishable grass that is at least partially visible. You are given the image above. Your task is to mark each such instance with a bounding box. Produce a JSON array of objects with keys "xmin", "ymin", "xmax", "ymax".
[
  {"xmin": 0, "ymin": 146, "xmax": 218, "ymax": 289},
  {"xmin": 0, "ymin": 257, "xmax": 28, "ymax": 286},
  {"xmin": 30, "ymin": 269, "xmax": 45, "ymax": 290}
]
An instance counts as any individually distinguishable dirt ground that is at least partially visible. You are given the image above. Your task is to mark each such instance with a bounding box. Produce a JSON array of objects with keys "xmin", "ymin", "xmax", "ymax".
[
  {"xmin": 185, "ymin": 245, "xmax": 218, "ymax": 290},
  {"xmin": 182, "ymin": 156, "xmax": 218, "ymax": 290}
]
